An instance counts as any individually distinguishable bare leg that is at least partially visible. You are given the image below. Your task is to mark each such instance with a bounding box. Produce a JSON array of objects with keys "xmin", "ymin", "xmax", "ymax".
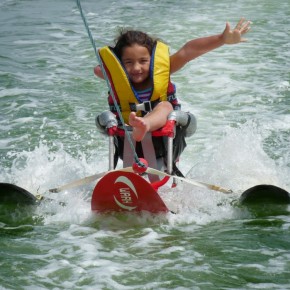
[
  {"xmin": 129, "ymin": 101, "xmax": 173, "ymax": 141},
  {"xmin": 129, "ymin": 112, "xmax": 150, "ymax": 142}
]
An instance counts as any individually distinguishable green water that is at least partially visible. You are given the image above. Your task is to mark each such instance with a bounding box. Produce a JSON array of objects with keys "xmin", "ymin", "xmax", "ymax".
[{"xmin": 1, "ymin": 0, "xmax": 290, "ymax": 289}]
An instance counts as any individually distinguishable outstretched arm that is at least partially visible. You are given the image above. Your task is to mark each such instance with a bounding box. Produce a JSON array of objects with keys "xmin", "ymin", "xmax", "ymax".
[{"xmin": 170, "ymin": 18, "xmax": 251, "ymax": 74}]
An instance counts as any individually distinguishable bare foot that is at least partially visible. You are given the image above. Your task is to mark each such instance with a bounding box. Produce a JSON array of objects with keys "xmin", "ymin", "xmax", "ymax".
[{"xmin": 129, "ymin": 112, "xmax": 150, "ymax": 141}]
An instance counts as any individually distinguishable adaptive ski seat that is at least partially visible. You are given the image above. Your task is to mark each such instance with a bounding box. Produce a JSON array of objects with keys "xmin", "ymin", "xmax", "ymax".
[
  {"xmin": 95, "ymin": 41, "xmax": 197, "ymax": 181},
  {"xmin": 96, "ymin": 110, "xmax": 197, "ymax": 181}
]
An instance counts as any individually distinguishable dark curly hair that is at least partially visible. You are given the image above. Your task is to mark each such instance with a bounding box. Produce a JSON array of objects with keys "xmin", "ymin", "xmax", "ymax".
[{"xmin": 113, "ymin": 29, "xmax": 157, "ymax": 60}]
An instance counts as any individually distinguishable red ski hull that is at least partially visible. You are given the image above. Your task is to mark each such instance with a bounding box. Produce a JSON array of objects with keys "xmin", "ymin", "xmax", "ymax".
[{"xmin": 91, "ymin": 171, "xmax": 169, "ymax": 213}]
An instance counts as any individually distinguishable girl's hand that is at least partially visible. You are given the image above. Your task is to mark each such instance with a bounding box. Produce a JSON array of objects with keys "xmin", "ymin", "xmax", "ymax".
[
  {"xmin": 94, "ymin": 65, "xmax": 104, "ymax": 79},
  {"xmin": 223, "ymin": 18, "xmax": 251, "ymax": 44}
]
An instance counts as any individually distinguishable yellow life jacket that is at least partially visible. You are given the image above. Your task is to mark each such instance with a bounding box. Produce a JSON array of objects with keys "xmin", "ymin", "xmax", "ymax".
[{"xmin": 98, "ymin": 41, "xmax": 170, "ymax": 124}]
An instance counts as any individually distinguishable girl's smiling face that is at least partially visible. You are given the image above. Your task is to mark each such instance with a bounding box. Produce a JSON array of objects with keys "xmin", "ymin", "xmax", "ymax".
[{"xmin": 121, "ymin": 44, "xmax": 151, "ymax": 89}]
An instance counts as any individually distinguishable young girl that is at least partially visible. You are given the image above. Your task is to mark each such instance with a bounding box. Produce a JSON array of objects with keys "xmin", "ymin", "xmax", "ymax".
[{"xmin": 95, "ymin": 18, "xmax": 251, "ymax": 142}]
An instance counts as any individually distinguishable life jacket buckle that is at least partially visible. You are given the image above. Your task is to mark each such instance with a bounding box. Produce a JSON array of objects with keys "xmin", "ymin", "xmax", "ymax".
[
  {"xmin": 130, "ymin": 101, "xmax": 152, "ymax": 113},
  {"xmin": 142, "ymin": 101, "xmax": 152, "ymax": 112}
]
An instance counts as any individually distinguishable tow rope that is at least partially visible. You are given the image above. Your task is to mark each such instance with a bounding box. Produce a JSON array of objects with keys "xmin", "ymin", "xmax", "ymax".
[{"xmin": 76, "ymin": 0, "xmax": 145, "ymax": 168}]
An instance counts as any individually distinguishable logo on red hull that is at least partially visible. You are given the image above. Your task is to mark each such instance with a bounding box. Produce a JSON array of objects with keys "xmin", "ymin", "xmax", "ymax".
[{"xmin": 113, "ymin": 176, "xmax": 138, "ymax": 211}]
